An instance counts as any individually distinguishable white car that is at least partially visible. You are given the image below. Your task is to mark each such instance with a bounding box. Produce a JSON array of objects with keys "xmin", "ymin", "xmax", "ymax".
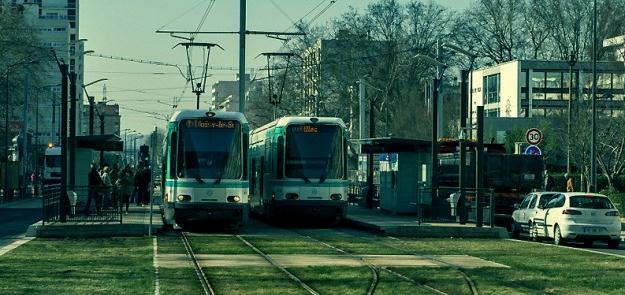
[
  {"xmin": 511, "ymin": 192, "xmax": 559, "ymax": 239},
  {"xmin": 532, "ymin": 193, "xmax": 621, "ymax": 248}
]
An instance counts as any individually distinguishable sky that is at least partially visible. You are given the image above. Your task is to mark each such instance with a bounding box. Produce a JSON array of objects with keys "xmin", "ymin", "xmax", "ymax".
[{"xmin": 80, "ymin": 0, "xmax": 471, "ymax": 136}]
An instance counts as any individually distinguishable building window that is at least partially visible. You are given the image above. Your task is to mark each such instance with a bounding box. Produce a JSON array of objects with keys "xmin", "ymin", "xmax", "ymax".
[
  {"xmin": 70, "ymin": 22, "xmax": 76, "ymax": 29},
  {"xmin": 70, "ymin": 34, "xmax": 76, "ymax": 41},
  {"xmin": 486, "ymin": 108, "xmax": 499, "ymax": 117},
  {"xmin": 483, "ymin": 74, "xmax": 500, "ymax": 104}
]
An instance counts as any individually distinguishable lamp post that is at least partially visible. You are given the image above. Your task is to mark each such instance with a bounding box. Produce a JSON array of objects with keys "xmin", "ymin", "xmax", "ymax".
[
  {"xmin": 441, "ymin": 43, "xmax": 478, "ymax": 226},
  {"xmin": 590, "ymin": 0, "xmax": 598, "ymax": 192},
  {"xmin": 82, "ymin": 78, "xmax": 108, "ymax": 136},
  {"xmin": 567, "ymin": 53, "xmax": 577, "ymax": 176},
  {"xmin": 412, "ymin": 54, "xmax": 447, "ymax": 211}
]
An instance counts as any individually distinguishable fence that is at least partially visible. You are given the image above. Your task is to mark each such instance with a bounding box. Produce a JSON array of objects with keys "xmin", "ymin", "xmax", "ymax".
[
  {"xmin": 415, "ymin": 186, "xmax": 495, "ymax": 227},
  {"xmin": 42, "ymin": 184, "xmax": 123, "ymax": 225}
]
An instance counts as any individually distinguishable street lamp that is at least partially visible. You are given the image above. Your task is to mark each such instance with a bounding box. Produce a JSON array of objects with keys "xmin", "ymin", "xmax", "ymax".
[
  {"xmin": 567, "ymin": 53, "xmax": 577, "ymax": 176},
  {"xmin": 82, "ymin": 78, "xmax": 108, "ymax": 135},
  {"xmin": 3, "ymin": 59, "xmax": 39, "ymax": 201},
  {"xmin": 412, "ymin": 53, "xmax": 447, "ymax": 212}
]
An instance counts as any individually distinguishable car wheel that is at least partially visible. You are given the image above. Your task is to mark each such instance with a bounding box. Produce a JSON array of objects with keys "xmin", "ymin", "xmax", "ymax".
[
  {"xmin": 583, "ymin": 240, "xmax": 593, "ymax": 247},
  {"xmin": 511, "ymin": 222, "xmax": 520, "ymax": 239},
  {"xmin": 530, "ymin": 222, "xmax": 541, "ymax": 242},
  {"xmin": 554, "ymin": 225, "xmax": 565, "ymax": 246},
  {"xmin": 608, "ymin": 240, "xmax": 620, "ymax": 249}
]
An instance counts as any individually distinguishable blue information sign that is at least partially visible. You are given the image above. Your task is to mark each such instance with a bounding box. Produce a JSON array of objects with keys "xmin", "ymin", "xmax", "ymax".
[{"xmin": 524, "ymin": 145, "xmax": 542, "ymax": 156}]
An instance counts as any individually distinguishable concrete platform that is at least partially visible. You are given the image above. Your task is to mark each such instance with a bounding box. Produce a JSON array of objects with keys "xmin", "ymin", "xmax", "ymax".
[
  {"xmin": 27, "ymin": 204, "xmax": 163, "ymax": 238},
  {"xmin": 345, "ymin": 206, "xmax": 509, "ymax": 238}
]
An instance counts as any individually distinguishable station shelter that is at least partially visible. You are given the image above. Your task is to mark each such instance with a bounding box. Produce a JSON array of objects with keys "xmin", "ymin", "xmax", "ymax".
[{"xmin": 359, "ymin": 138, "xmax": 431, "ymax": 214}]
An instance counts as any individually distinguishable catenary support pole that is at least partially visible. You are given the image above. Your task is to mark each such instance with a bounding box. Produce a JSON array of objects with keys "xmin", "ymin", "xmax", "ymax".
[
  {"xmin": 21, "ymin": 72, "xmax": 28, "ymax": 200},
  {"xmin": 60, "ymin": 64, "xmax": 68, "ymax": 222},
  {"xmin": 459, "ymin": 70, "xmax": 468, "ymax": 224},
  {"xmin": 590, "ymin": 0, "xmax": 597, "ymax": 192},
  {"xmin": 238, "ymin": 0, "xmax": 246, "ymax": 113},
  {"xmin": 69, "ymin": 72, "xmax": 76, "ymax": 190},
  {"xmin": 476, "ymin": 106, "xmax": 484, "ymax": 227}
]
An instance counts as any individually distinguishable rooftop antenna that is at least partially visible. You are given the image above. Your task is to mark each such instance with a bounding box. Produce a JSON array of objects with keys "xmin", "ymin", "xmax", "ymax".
[
  {"xmin": 259, "ymin": 52, "xmax": 295, "ymax": 119},
  {"xmin": 174, "ymin": 42, "xmax": 223, "ymax": 109}
]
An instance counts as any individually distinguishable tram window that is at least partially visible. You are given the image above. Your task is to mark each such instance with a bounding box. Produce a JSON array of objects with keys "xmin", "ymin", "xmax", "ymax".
[
  {"xmin": 277, "ymin": 136, "xmax": 284, "ymax": 179},
  {"xmin": 243, "ymin": 134, "xmax": 248, "ymax": 180},
  {"xmin": 250, "ymin": 159, "xmax": 256, "ymax": 193},
  {"xmin": 285, "ymin": 124, "xmax": 343, "ymax": 179},
  {"xmin": 169, "ymin": 132, "xmax": 177, "ymax": 179},
  {"xmin": 343, "ymin": 137, "xmax": 348, "ymax": 180}
]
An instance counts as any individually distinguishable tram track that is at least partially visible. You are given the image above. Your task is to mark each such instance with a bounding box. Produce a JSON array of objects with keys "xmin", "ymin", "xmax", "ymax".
[
  {"xmin": 336, "ymin": 229, "xmax": 480, "ymax": 295},
  {"xmin": 235, "ymin": 235, "xmax": 320, "ymax": 295},
  {"xmin": 291, "ymin": 229, "xmax": 451, "ymax": 295},
  {"xmin": 180, "ymin": 231, "xmax": 216, "ymax": 295}
]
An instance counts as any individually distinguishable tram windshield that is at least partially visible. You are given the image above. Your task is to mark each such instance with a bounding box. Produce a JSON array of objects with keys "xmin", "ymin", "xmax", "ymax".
[
  {"xmin": 285, "ymin": 124, "xmax": 343, "ymax": 180},
  {"xmin": 177, "ymin": 119, "xmax": 242, "ymax": 180}
]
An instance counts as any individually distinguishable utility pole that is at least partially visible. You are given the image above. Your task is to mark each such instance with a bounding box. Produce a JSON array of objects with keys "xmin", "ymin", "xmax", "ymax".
[
  {"xmin": 590, "ymin": 0, "xmax": 598, "ymax": 192},
  {"xmin": 69, "ymin": 72, "xmax": 77, "ymax": 190},
  {"xmin": 458, "ymin": 70, "xmax": 469, "ymax": 224},
  {"xmin": 59, "ymin": 63, "xmax": 68, "ymax": 222},
  {"xmin": 239, "ymin": 0, "xmax": 246, "ymax": 113},
  {"xmin": 567, "ymin": 53, "xmax": 576, "ymax": 176},
  {"xmin": 359, "ymin": 78, "xmax": 365, "ymax": 140},
  {"xmin": 20, "ymin": 72, "xmax": 28, "ymax": 199},
  {"xmin": 476, "ymin": 106, "xmax": 484, "ymax": 226}
]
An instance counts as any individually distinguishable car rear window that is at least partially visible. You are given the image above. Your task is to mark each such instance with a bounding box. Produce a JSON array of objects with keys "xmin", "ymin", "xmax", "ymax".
[{"xmin": 569, "ymin": 196, "xmax": 614, "ymax": 209}]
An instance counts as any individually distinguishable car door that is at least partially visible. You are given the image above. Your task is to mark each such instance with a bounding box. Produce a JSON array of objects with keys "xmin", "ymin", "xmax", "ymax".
[
  {"xmin": 513, "ymin": 195, "xmax": 531, "ymax": 224},
  {"xmin": 544, "ymin": 194, "xmax": 566, "ymax": 238},
  {"xmin": 523, "ymin": 194, "xmax": 539, "ymax": 231}
]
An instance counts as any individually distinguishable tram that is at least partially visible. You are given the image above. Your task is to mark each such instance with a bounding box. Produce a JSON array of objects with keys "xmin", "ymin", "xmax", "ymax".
[
  {"xmin": 160, "ymin": 110, "xmax": 250, "ymax": 227},
  {"xmin": 249, "ymin": 117, "xmax": 349, "ymax": 222}
]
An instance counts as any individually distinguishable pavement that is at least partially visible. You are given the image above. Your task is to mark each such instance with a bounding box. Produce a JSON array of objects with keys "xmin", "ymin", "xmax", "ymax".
[
  {"xmin": 27, "ymin": 203, "xmax": 163, "ymax": 238},
  {"xmin": 344, "ymin": 205, "xmax": 509, "ymax": 238}
]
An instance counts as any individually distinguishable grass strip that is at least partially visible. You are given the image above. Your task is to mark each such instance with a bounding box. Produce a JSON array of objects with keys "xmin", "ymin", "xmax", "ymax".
[{"xmin": 0, "ymin": 237, "xmax": 153, "ymax": 294}]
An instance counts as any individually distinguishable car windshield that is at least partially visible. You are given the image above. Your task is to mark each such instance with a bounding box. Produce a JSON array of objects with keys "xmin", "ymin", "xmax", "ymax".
[
  {"xmin": 538, "ymin": 194, "xmax": 557, "ymax": 207},
  {"xmin": 569, "ymin": 196, "xmax": 614, "ymax": 209}
]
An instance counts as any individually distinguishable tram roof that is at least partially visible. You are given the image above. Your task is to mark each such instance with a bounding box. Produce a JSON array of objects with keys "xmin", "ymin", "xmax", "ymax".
[
  {"xmin": 253, "ymin": 116, "xmax": 346, "ymax": 133},
  {"xmin": 169, "ymin": 109, "xmax": 248, "ymax": 123}
]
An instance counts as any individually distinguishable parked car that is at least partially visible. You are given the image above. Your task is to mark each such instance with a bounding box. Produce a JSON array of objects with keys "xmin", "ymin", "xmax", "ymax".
[
  {"xmin": 532, "ymin": 193, "xmax": 621, "ymax": 248},
  {"xmin": 511, "ymin": 192, "xmax": 559, "ymax": 239}
]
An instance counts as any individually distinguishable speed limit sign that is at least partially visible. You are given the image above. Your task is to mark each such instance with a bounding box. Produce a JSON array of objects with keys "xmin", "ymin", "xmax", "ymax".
[{"xmin": 526, "ymin": 128, "xmax": 543, "ymax": 145}]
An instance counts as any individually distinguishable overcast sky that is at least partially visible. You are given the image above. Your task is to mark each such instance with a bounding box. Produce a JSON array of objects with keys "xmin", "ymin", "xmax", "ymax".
[{"xmin": 80, "ymin": 0, "xmax": 471, "ymax": 136}]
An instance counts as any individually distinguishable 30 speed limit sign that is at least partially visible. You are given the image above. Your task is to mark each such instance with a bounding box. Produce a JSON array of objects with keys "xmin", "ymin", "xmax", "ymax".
[{"xmin": 526, "ymin": 128, "xmax": 543, "ymax": 145}]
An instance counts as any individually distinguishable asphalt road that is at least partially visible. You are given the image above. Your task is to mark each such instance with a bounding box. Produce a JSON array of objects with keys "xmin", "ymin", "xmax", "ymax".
[{"xmin": 0, "ymin": 198, "xmax": 42, "ymax": 241}]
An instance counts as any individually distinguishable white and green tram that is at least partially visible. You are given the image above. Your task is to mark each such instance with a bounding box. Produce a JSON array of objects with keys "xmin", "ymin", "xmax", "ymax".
[
  {"xmin": 249, "ymin": 117, "xmax": 349, "ymax": 221},
  {"xmin": 160, "ymin": 110, "xmax": 249, "ymax": 227}
]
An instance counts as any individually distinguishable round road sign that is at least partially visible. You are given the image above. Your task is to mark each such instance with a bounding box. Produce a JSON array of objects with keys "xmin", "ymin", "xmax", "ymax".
[
  {"xmin": 526, "ymin": 128, "xmax": 543, "ymax": 145},
  {"xmin": 524, "ymin": 145, "xmax": 542, "ymax": 156}
]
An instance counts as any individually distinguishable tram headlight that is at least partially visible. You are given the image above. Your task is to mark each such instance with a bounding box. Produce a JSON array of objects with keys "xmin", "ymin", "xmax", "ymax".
[
  {"xmin": 227, "ymin": 195, "xmax": 241, "ymax": 203},
  {"xmin": 177, "ymin": 194, "xmax": 191, "ymax": 202},
  {"xmin": 330, "ymin": 194, "xmax": 342, "ymax": 201}
]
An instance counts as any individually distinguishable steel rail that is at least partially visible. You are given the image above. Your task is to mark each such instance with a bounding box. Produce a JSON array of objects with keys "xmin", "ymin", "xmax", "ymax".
[
  {"xmin": 235, "ymin": 235, "xmax": 319, "ymax": 295},
  {"xmin": 181, "ymin": 232, "xmax": 216, "ymax": 295}
]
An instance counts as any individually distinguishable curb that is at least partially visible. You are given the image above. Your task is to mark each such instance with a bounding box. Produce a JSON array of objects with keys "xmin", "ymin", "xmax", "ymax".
[{"xmin": 344, "ymin": 217, "xmax": 508, "ymax": 239}]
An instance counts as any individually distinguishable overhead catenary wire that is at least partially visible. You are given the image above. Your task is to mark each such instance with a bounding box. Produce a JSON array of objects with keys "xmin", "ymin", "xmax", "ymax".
[{"xmin": 156, "ymin": 0, "xmax": 206, "ymax": 31}]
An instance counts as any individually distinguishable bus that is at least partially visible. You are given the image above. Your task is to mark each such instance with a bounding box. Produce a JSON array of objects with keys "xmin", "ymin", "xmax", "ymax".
[
  {"xmin": 249, "ymin": 117, "xmax": 349, "ymax": 222},
  {"xmin": 160, "ymin": 110, "xmax": 250, "ymax": 227},
  {"xmin": 43, "ymin": 146, "xmax": 61, "ymax": 184}
]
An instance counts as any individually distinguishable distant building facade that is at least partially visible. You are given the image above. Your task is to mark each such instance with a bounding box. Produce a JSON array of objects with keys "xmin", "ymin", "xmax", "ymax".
[
  {"xmin": 3, "ymin": 0, "xmax": 85, "ymax": 148},
  {"xmin": 469, "ymin": 59, "xmax": 625, "ymax": 122},
  {"xmin": 210, "ymin": 74, "xmax": 250, "ymax": 112},
  {"xmin": 81, "ymin": 101, "xmax": 121, "ymax": 136}
]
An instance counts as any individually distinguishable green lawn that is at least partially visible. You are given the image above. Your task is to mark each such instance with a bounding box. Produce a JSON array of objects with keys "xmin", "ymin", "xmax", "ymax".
[
  {"xmin": 1, "ymin": 232, "xmax": 624, "ymax": 294},
  {"xmin": 0, "ymin": 238, "xmax": 153, "ymax": 294}
]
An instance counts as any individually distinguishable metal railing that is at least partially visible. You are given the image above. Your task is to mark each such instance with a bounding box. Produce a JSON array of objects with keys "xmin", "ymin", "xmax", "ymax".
[
  {"xmin": 415, "ymin": 186, "xmax": 495, "ymax": 227},
  {"xmin": 42, "ymin": 184, "xmax": 123, "ymax": 225}
]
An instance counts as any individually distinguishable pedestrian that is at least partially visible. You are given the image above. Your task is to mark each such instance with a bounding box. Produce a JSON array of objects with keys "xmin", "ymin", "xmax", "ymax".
[
  {"xmin": 134, "ymin": 167, "xmax": 143, "ymax": 206},
  {"xmin": 100, "ymin": 166, "xmax": 113, "ymax": 209},
  {"xmin": 565, "ymin": 173, "xmax": 574, "ymax": 192},
  {"xmin": 85, "ymin": 163, "xmax": 104, "ymax": 215},
  {"xmin": 116, "ymin": 164, "xmax": 134, "ymax": 214},
  {"xmin": 139, "ymin": 165, "xmax": 152, "ymax": 205},
  {"xmin": 543, "ymin": 170, "xmax": 555, "ymax": 191}
]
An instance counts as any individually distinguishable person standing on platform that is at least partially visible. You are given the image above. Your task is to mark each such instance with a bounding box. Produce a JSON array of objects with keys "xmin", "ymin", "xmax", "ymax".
[
  {"xmin": 85, "ymin": 163, "xmax": 104, "ymax": 215},
  {"xmin": 116, "ymin": 165, "xmax": 134, "ymax": 214},
  {"xmin": 139, "ymin": 165, "xmax": 152, "ymax": 205},
  {"xmin": 565, "ymin": 173, "xmax": 574, "ymax": 192}
]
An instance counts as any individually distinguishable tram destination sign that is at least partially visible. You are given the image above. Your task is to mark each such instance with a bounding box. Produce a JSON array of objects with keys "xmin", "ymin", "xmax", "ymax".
[{"xmin": 184, "ymin": 119, "xmax": 237, "ymax": 129}]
